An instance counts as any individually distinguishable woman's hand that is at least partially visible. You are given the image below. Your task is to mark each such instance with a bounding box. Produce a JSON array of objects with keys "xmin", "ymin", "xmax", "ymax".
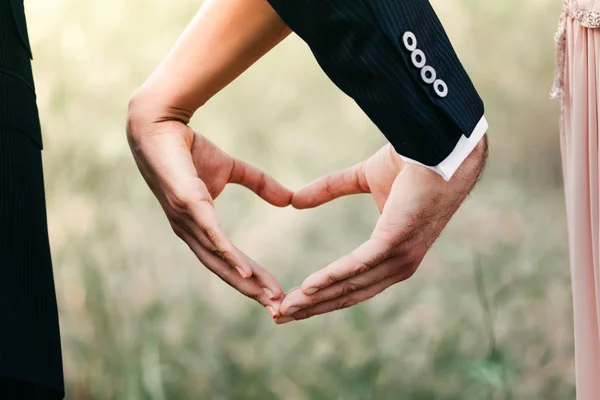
[{"xmin": 127, "ymin": 114, "xmax": 292, "ymax": 316}]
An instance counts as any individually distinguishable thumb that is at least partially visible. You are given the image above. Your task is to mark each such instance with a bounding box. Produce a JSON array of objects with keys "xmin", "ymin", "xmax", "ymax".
[
  {"xmin": 228, "ymin": 158, "xmax": 293, "ymax": 207},
  {"xmin": 292, "ymin": 162, "xmax": 369, "ymax": 209}
]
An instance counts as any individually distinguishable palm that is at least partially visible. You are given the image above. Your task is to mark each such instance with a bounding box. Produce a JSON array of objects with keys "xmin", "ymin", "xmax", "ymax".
[{"xmin": 190, "ymin": 133, "xmax": 235, "ymax": 200}]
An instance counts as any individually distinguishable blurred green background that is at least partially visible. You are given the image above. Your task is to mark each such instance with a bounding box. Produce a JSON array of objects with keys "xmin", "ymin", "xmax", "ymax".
[{"xmin": 26, "ymin": 0, "xmax": 571, "ymax": 398}]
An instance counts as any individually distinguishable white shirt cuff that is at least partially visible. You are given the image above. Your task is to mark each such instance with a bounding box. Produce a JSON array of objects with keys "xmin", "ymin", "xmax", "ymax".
[{"xmin": 398, "ymin": 115, "xmax": 488, "ymax": 181}]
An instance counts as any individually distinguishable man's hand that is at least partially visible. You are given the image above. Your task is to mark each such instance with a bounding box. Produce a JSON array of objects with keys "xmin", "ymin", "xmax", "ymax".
[
  {"xmin": 276, "ymin": 139, "xmax": 488, "ymax": 323},
  {"xmin": 127, "ymin": 113, "xmax": 292, "ymax": 317}
]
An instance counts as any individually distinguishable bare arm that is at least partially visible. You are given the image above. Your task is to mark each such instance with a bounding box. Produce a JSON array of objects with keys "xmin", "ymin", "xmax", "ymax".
[
  {"xmin": 129, "ymin": 0, "xmax": 291, "ymax": 124},
  {"xmin": 126, "ymin": 0, "xmax": 293, "ymax": 316}
]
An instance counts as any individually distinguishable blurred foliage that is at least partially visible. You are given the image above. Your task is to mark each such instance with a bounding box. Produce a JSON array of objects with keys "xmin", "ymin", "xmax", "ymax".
[{"xmin": 25, "ymin": 0, "xmax": 573, "ymax": 398}]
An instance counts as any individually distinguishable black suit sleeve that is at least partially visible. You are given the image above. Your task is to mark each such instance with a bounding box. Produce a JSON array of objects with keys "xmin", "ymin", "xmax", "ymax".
[{"xmin": 265, "ymin": 0, "xmax": 486, "ymax": 175}]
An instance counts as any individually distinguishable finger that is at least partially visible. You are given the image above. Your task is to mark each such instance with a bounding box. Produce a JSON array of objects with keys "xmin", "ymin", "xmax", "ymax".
[
  {"xmin": 229, "ymin": 158, "xmax": 293, "ymax": 207},
  {"xmin": 274, "ymin": 315, "xmax": 295, "ymax": 324},
  {"xmin": 275, "ymin": 273, "xmax": 406, "ymax": 324},
  {"xmin": 285, "ymin": 286, "xmax": 301, "ymax": 294},
  {"xmin": 185, "ymin": 200, "xmax": 253, "ymax": 279},
  {"xmin": 179, "ymin": 230, "xmax": 283, "ymax": 313},
  {"xmin": 242, "ymin": 252, "xmax": 285, "ymax": 301},
  {"xmin": 291, "ymin": 162, "xmax": 369, "ymax": 209},
  {"xmin": 181, "ymin": 222, "xmax": 284, "ymax": 304},
  {"xmin": 280, "ymin": 257, "xmax": 403, "ymax": 316},
  {"xmin": 300, "ymin": 238, "xmax": 392, "ymax": 295}
]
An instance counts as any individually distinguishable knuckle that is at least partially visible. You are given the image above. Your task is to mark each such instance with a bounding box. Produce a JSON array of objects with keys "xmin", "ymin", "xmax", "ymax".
[
  {"xmin": 202, "ymin": 228, "xmax": 219, "ymax": 245},
  {"xmin": 212, "ymin": 246, "xmax": 234, "ymax": 262},
  {"xmin": 341, "ymin": 283, "xmax": 363, "ymax": 296},
  {"xmin": 202, "ymin": 240, "xmax": 218, "ymax": 253},
  {"xmin": 232, "ymin": 159, "xmax": 246, "ymax": 183},
  {"xmin": 169, "ymin": 189, "xmax": 195, "ymax": 213},
  {"xmin": 255, "ymin": 173, "xmax": 267, "ymax": 196},
  {"xmin": 352, "ymin": 262, "xmax": 370, "ymax": 277},
  {"xmin": 324, "ymin": 274, "xmax": 337, "ymax": 287},
  {"xmin": 308, "ymin": 296, "xmax": 320, "ymax": 307}
]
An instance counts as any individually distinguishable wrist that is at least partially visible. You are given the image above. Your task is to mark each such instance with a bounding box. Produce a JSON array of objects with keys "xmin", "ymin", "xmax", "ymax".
[
  {"xmin": 454, "ymin": 134, "xmax": 488, "ymax": 188},
  {"xmin": 126, "ymin": 86, "xmax": 192, "ymax": 144}
]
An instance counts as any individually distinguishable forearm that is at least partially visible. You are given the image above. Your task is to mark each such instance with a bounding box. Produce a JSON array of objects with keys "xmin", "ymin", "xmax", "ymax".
[
  {"xmin": 449, "ymin": 134, "xmax": 488, "ymax": 193},
  {"xmin": 127, "ymin": 0, "xmax": 291, "ymax": 130}
]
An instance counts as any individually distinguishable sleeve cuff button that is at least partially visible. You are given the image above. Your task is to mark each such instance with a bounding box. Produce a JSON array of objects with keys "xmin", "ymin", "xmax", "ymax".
[
  {"xmin": 402, "ymin": 31, "xmax": 417, "ymax": 51},
  {"xmin": 421, "ymin": 66, "xmax": 436, "ymax": 84},
  {"xmin": 433, "ymin": 79, "xmax": 448, "ymax": 97},
  {"xmin": 411, "ymin": 49, "xmax": 426, "ymax": 68}
]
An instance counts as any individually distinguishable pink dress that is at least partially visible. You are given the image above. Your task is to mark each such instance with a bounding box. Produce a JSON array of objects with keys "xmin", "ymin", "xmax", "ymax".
[{"xmin": 552, "ymin": 1, "xmax": 600, "ymax": 398}]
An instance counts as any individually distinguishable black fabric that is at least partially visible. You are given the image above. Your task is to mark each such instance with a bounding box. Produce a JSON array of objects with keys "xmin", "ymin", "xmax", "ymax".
[
  {"xmin": 265, "ymin": 0, "xmax": 484, "ymax": 166},
  {"xmin": 0, "ymin": 1, "xmax": 64, "ymax": 397},
  {"xmin": 0, "ymin": 377, "xmax": 62, "ymax": 400},
  {"xmin": 0, "ymin": 0, "xmax": 41, "ymax": 148}
]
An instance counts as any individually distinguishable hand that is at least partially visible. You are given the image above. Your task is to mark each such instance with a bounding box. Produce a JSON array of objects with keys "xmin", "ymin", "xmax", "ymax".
[
  {"xmin": 125, "ymin": 0, "xmax": 295, "ymax": 318},
  {"xmin": 276, "ymin": 140, "xmax": 487, "ymax": 323},
  {"xmin": 127, "ymin": 115, "xmax": 292, "ymax": 318}
]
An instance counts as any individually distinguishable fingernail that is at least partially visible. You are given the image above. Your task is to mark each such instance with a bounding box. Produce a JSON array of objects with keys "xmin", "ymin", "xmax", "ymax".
[
  {"xmin": 266, "ymin": 306, "xmax": 277, "ymax": 318},
  {"xmin": 235, "ymin": 266, "xmax": 249, "ymax": 278},
  {"xmin": 304, "ymin": 287, "xmax": 319, "ymax": 295},
  {"xmin": 285, "ymin": 307, "xmax": 301, "ymax": 315},
  {"xmin": 276, "ymin": 316, "xmax": 295, "ymax": 324},
  {"xmin": 263, "ymin": 288, "xmax": 276, "ymax": 300}
]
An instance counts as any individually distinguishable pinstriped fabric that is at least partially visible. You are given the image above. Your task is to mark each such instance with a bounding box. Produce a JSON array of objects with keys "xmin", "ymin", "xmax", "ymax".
[
  {"xmin": 0, "ymin": 74, "xmax": 42, "ymax": 149},
  {"xmin": 0, "ymin": 0, "xmax": 34, "ymax": 85},
  {"xmin": 0, "ymin": 3, "xmax": 64, "ymax": 397},
  {"xmin": 0, "ymin": 129, "xmax": 63, "ymax": 399},
  {"xmin": 0, "ymin": 0, "xmax": 42, "ymax": 148},
  {"xmin": 266, "ymin": 0, "xmax": 484, "ymax": 166}
]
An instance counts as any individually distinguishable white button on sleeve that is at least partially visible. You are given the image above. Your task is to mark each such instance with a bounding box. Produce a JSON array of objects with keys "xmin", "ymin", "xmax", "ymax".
[
  {"xmin": 402, "ymin": 31, "xmax": 417, "ymax": 51},
  {"xmin": 411, "ymin": 49, "xmax": 426, "ymax": 68},
  {"xmin": 421, "ymin": 66, "xmax": 436, "ymax": 84},
  {"xmin": 433, "ymin": 79, "xmax": 448, "ymax": 97}
]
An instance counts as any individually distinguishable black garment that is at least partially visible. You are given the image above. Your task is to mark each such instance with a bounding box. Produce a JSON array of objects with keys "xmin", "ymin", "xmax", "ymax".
[
  {"xmin": 0, "ymin": 0, "xmax": 64, "ymax": 398},
  {"xmin": 0, "ymin": 377, "xmax": 60, "ymax": 400},
  {"xmin": 265, "ymin": 0, "xmax": 484, "ymax": 167}
]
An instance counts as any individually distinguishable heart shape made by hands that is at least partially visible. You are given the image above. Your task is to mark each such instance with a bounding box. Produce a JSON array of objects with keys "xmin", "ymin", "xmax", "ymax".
[{"xmin": 129, "ymin": 121, "xmax": 486, "ymax": 325}]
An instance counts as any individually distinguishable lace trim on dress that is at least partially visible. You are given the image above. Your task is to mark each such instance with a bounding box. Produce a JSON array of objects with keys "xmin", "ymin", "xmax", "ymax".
[
  {"xmin": 551, "ymin": 1, "xmax": 600, "ymax": 101},
  {"xmin": 574, "ymin": 3, "xmax": 600, "ymax": 28},
  {"xmin": 550, "ymin": 1, "xmax": 569, "ymax": 102}
]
